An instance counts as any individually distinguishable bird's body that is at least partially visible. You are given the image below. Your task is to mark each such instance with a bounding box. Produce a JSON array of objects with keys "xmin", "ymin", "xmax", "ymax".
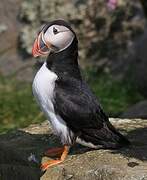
[
  {"xmin": 32, "ymin": 20, "xmax": 130, "ymax": 170},
  {"xmin": 32, "ymin": 37, "xmax": 129, "ymax": 149}
]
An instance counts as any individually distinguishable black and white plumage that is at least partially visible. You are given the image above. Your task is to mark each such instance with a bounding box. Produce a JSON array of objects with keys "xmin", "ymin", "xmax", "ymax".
[{"xmin": 32, "ymin": 20, "xmax": 130, "ymax": 150}]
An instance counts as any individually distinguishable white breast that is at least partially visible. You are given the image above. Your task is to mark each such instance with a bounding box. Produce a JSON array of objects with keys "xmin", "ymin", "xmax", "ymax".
[
  {"xmin": 32, "ymin": 62, "xmax": 73, "ymax": 144},
  {"xmin": 32, "ymin": 62, "xmax": 57, "ymax": 113}
]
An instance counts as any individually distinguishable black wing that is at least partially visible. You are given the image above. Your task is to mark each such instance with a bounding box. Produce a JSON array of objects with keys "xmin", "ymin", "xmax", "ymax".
[
  {"xmin": 54, "ymin": 77, "xmax": 130, "ymax": 148},
  {"xmin": 54, "ymin": 77, "xmax": 109, "ymax": 131}
]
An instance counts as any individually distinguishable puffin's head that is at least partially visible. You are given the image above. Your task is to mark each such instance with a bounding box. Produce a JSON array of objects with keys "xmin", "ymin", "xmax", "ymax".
[{"xmin": 32, "ymin": 20, "xmax": 75, "ymax": 57}]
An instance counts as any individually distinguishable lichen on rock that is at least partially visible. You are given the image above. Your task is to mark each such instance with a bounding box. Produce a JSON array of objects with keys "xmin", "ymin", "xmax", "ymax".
[
  {"xmin": 19, "ymin": 0, "xmax": 145, "ymax": 70},
  {"xmin": 0, "ymin": 118, "xmax": 147, "ymax": 179}
]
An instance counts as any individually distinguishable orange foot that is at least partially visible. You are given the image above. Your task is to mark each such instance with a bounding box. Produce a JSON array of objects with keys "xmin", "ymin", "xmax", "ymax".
[
  {"xmin": 44, "ymin": 146, "xmax": 65, "ymax": 157},
  {"xmin": 41, "ymin": 145, "xmax": 70, "ymax": 171}
]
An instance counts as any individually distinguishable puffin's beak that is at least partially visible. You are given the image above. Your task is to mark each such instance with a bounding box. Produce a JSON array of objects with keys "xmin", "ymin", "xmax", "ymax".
[{"xmin": 32, "ymin": 32, "xmax": 52, "ymax": 57}]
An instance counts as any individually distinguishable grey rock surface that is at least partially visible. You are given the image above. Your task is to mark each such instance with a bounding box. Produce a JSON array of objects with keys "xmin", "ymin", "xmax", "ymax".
[
  {"xmin": 0, "ymin": 0, "xmax": 147, "ymax": 85},
  {"xmin": 0, "ymin": 118, "xmax": 147, "ymax": 180},
  {"xmin": 112, "ymin": 27, "xmax": 147, "ymax": 96},
  {"xmin": 130, "ymin": 29, "xmax": 147, "ymax": 97},
  {"xmin": 19, "ymin": 0, "xmax": 145, "ymax": 69},
  {"xmin": 0, "ymin": 0, "xmax": 34, "ymax": 81},
  {"xmin": 121, "ymin": 100, "xmax": 147, "ymax": 119}
]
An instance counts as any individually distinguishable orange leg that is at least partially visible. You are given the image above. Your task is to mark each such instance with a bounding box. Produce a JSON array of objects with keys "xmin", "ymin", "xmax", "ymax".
[
  {"xmin": 44, "ymin": 146, "xmax": 64, "ymax": 157},
  {"xmin": 41, "ymin": 145, "xmax": 70, "ymax": 171}
]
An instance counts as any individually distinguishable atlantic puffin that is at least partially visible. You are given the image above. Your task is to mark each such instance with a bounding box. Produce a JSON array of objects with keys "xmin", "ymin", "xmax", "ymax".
[{"xmin": 32, "ymin": 19, "xmax": 130, "ymax": 171}]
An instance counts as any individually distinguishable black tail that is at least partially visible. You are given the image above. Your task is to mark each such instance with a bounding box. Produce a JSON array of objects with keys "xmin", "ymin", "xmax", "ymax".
[
  {"xmin": 80, "ymin": 121, "xmax": 130, "ymax": 149},
  {"xmin": 104, "ymin": 121, "xmax": 131, "ymax": 149}
]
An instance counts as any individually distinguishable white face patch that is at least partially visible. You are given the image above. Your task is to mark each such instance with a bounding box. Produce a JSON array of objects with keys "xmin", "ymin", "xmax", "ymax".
[{"xmin": 44, "ymin": 25, "xmax": 75, "ymax": 52}]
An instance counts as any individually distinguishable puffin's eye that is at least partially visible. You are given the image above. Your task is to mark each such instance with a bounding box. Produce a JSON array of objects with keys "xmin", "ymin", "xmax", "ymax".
[{"xmin": 53, "ymin": 27, "xmax": 59, "ymax": 35}]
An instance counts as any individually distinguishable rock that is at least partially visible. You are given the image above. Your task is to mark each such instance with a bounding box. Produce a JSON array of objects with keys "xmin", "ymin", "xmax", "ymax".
[
  {"xmin": 0, "ymin": 118, "xmax": 147, "ymax": 179},
  {"xmin": 130, "ymin": 29, "xmax": 147, "ymax": 97},
  {"xmin": 0, "ymin": 24, "xmax": 8, "ymax": 34},
  {"xmin": 18, "ymin": 0, "xmax": 145, "ymax": 69},
  {"xmin": 112, "ymin": 27, "xmax": 147, "ymax": 96},
  {"xmin": 0, "ymin": 0, "xmax": 147, "ymax": 83},
  {"xmin": 121, "ymin": 101, "xmax": 147, "ymax": 119},
  {"xmin": 0, "ymin": 0, "xmax": 35, "ymax": 82}
]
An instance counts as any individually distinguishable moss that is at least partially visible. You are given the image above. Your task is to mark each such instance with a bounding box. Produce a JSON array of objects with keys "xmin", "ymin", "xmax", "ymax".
[
  {"xmin": 84, "ymin": 70, "xmax": 143, "ymax": 116},
  {"xmin": 0, "ymin": 71, "xmax": 144, "ymax": 133},
  {"xmin": 0, "ymin": 76, "xmax": 45, "ymax": 134}
]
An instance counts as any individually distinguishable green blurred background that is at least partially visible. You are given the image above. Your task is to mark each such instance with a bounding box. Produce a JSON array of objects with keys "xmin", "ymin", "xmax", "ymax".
[{"xmin": 0, "ymin": 0, "xmax": 147, "ymax": 134}]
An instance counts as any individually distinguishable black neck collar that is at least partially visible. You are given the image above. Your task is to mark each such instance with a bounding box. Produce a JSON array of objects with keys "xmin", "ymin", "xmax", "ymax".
[{"xmin": 46, "ymin": 38, "xmax": 81, "ymax": 80}]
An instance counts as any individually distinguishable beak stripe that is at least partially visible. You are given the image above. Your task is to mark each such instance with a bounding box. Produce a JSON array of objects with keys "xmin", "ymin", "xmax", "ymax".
[
  {"xmin": 32, "ymin": 29, "xmax": 60, "ymax": 57},
  {"xmin": 41, "ymin": 32, "xmax": 53, "ymax": 49},
  {"xmin": 32, "ymin": 31, "xmax": 51, "ymax": 57}
]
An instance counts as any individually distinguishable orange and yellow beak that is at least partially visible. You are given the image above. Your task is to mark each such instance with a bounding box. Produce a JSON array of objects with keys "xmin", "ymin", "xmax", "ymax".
[{"xmin": 32, "ymin": 32, "xmax": 52, "ymax": 57}]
